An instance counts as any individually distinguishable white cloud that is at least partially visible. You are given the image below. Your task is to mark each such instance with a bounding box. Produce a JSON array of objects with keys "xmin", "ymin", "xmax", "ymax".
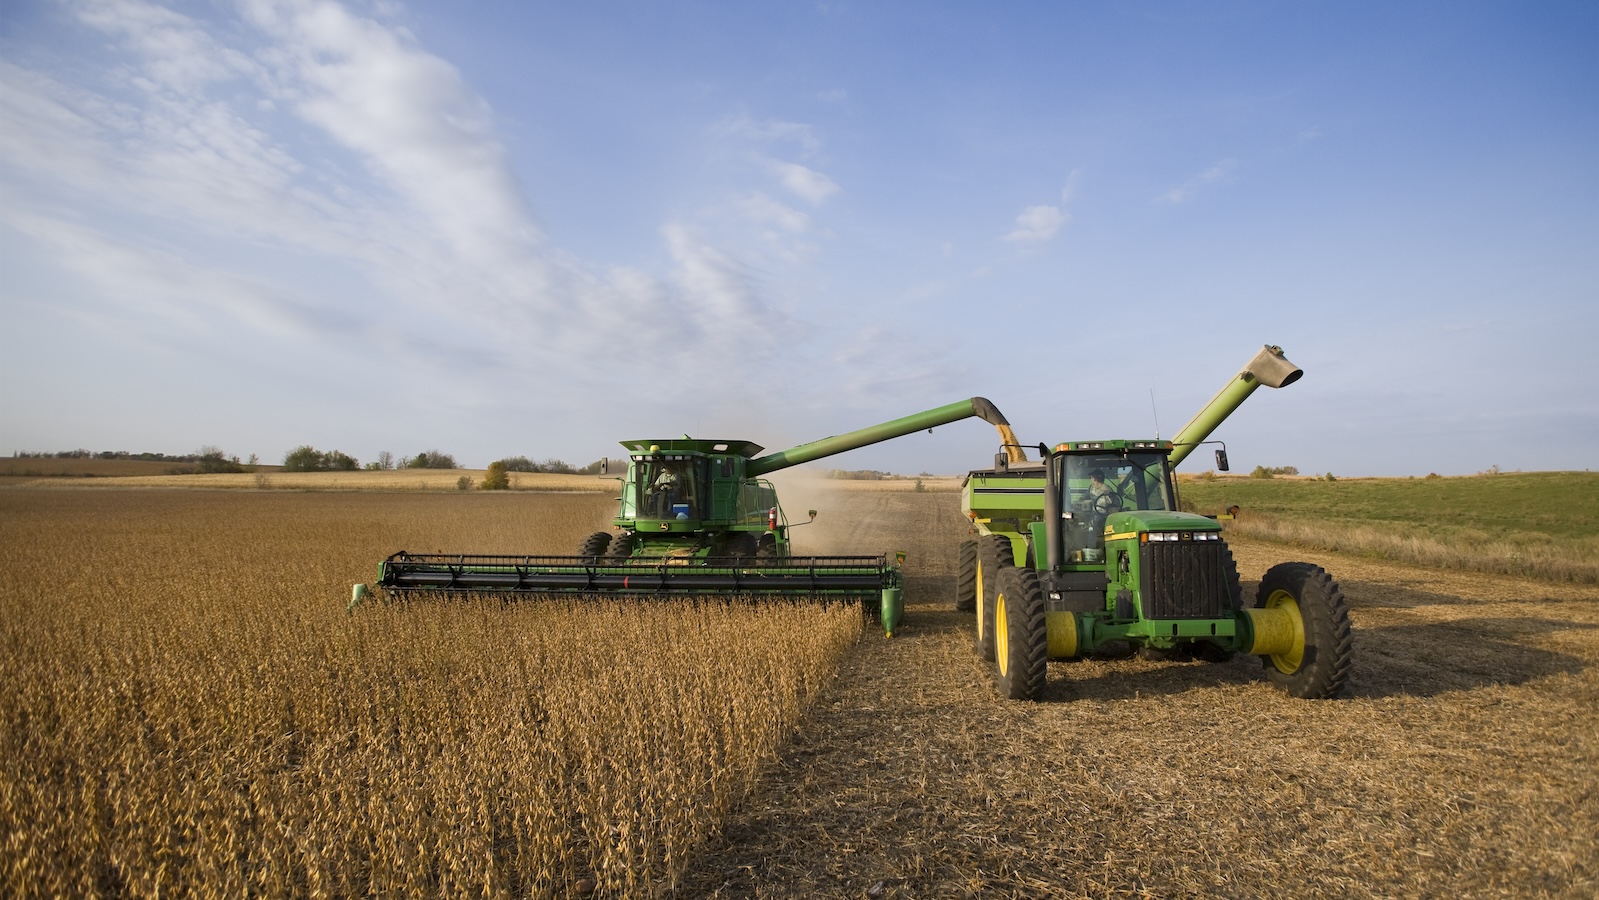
[
  {"xmin": 733, "ymin": 192, "xmax": 813, "ymax": 233},
  {"xmin": 0, "ymin": 0, "xmax": 805, "ymax": 396},
  {"xmin": 768, "ymin": 160, "xmax": 840, "ymax": 205},
  {"xmin": 1157, "ymin": 159, "xmax": 1238, "ymax": 205},
  {"xmin": 1003, "ymin": 204, "xmax": 1065, "ymax": 242}
]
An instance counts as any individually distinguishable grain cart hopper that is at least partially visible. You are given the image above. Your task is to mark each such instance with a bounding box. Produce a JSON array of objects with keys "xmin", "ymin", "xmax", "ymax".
[
  {"xmin": 362, "ymin": 398, "xmax": 1025, "ymax": 635},
  {"xmin": 957, "ymin": 345, "xmax": 1353, "ymax": 700}
]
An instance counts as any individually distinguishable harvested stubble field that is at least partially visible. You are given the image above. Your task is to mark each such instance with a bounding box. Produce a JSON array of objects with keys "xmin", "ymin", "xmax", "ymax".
[{"xmin": 2, "ymin": 481, "xmax": 1596, "ymax": 898}]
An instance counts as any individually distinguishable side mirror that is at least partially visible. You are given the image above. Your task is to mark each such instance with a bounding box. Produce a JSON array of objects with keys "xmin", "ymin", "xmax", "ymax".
[
  {"xmin": 1215, "ymin": 449, "xmax": 1230, "ymax": 472},
  {"xmin": 994, "ymin": 452, "xmax": 1009, "ymax": 471},
  {"xmin": 601, "ymin": 457, "xmax": 609, "ymax": 475},
  {"xmin": 808, "ymin": 510, "xmax": 818, "ymax": 521}
]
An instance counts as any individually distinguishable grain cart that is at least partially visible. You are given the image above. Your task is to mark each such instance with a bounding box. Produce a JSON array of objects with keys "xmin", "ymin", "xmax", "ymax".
[
  {"xmin": 957, "ymin": 345, "xmax": 1353, "ymax": 700},
  {"xmin": 361, "ymin": 398, "xmax": 1025, "ymax": 635}
]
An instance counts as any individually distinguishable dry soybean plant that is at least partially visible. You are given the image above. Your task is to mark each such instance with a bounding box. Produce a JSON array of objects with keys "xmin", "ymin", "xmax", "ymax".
[{"xmin": 0, "ymin": 490, "xmax": 861, "ymax": 896}]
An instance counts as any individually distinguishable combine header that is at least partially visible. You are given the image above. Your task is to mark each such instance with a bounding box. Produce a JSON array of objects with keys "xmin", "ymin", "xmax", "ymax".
[{"xmin": 360, "ymin": 398, "xmax": 1025, "ymax": 634}]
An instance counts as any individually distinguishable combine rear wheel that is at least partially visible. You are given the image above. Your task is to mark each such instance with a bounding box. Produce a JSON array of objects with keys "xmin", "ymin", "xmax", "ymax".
[
  {"xmin": 955, "ymin": 539, "xmax": 977, "ymax": 612},
  {"xmin": 993, "ymin": 566, "xmax": 1047, "ymax": 700},
  {"xmin": 578, "ymin": 531, "xmax": 611, "ymax": 562},
  {"xmin": 973, "ymin": 535, "xmax": 1014, "ymax": 662},
  {"xmin": 1257, "ymin": 562, "xmax": 1354, "ymax": 699}
]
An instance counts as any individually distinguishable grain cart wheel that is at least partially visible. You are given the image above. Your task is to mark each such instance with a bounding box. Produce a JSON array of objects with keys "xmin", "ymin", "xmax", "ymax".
[
  {"xmin": 955, "ymin": 539, "xmax": 978, "ymax": 612},
  {"xmin": 605, "ymin": 531, "xmax": 635, "ymax": 560},
  {"xmin": 1256, "ymin": 562, "xmax": 1354, "ymax": 699},
  {"xmin": 974, "ymin": 535, "xmax": 1014, "ymax": 661},
  {"xmin": 578, "ymin": 531, "xmax": 612, "ymax": 562},
  {"xmin": 993, "ymin": 566, "xmax": 1048, "ymax": 700}
]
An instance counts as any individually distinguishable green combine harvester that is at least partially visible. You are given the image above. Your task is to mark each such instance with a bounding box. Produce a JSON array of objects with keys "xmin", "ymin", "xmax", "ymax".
[
  {"xmin": 960, "ymin": 345, "xmax": 1355, "ymax": 701},
  {"xmin": 361, "ymin": 398, "xmax": 1027, "ymax": 634}
]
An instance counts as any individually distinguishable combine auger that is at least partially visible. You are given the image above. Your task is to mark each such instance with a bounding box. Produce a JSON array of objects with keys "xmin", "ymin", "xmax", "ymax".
[{"xmin": 354, "ymin": 398, "xmax": 1027, "ymax": 635}]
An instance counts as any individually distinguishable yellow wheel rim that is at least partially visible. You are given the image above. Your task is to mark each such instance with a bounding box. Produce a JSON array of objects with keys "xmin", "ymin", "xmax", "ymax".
[
  {"xmin": 976, "ymin": 562, "xmax": 986, "ymax": 640},
  {"xmin": 1264, "ymin": 588, "xmax": 1306, "ymax": 674},
  {"xmin": 995, "ymin": 589, "xmax": 1009, "ymax": 675}
]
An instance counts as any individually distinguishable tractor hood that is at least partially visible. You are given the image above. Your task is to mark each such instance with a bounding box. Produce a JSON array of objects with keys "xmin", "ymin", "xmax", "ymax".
[{"xmin": 1102, "ymin": 509, "xmax": 1222, "ymax": 540}]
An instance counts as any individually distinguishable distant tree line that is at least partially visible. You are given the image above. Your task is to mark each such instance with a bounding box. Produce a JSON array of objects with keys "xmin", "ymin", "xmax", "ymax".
[
  {"xmin": 13, "ymin": 448, "xmax": 245, "ymax": 465},
  {"xmin": 1249, "ymin": 465, "xmax": 1300, "ymax": 479},
  {"xmin": 12, "ymin": 447, "xmax": 250, "ymax": 474},
  {"xmin": 490, "ymin": 456, "xmax": 604, "ymax": 475},
  {"xmin": 14, "ymin": 447, "xmax": 604, "ymax": 478},
  {"xmin": 826, "ymin": 469, "xmax": 897, "ymax": 480}
]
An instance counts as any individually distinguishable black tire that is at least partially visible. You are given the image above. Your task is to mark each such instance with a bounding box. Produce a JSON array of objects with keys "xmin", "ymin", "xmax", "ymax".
[
  {"xmin": 578, "ymin": 531, "xmax": 611, "ymax": 562},
  {"xmin": 755, "ymin": 534, "xmax": 779, "ymax": 560},
  {"xmin": 955, "ymin": 539, "xmax": 978, "ymax": 612},
  {"xmin": 1222, "ymin": 545, "xmax": 1246, "ymax": 610},
  {"xmin": 973, "ymin": 535, "xmax": 1014, "ymax": 661},
  {"xmin": 993, "ymin": 566, "xmax": 1047, "ymax": 700},
  {"xmin": 605, "ymin": 531, "xmax": 635, "ymax": 560},
  {"xmin": 1256, "ymin": 562, "xmax": 1354, "ymax": 699},
  {"xmin": 719, "ymin": 532, "xmax": 757, "ymax": 561}
]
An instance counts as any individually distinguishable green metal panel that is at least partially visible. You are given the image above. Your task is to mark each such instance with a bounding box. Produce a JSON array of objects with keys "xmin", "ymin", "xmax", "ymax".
[{"xmin": 747, "ymin": 398, "xmax": 999, "ymax": 477}]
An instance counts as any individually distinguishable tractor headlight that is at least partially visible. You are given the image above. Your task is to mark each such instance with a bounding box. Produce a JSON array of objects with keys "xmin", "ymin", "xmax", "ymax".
[{"xmin": 1141, "ymin": 531, "xmax": 1221, "ymax": 543}]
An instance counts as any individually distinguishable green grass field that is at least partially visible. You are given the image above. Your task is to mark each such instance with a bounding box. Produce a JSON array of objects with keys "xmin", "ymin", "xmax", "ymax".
[{"xmin": 1178, "ymin": 471, "xmax": 1599, "ymax": 583}]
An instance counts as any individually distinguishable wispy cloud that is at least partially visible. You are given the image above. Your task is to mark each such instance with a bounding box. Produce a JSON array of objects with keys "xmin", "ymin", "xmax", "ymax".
[
  {"xmin": 1156, "ymin": 159, "xmax": 1238, "ymax": 205},
  {"xmin": 1002, "ymin": 173, "xmax": 1078, "ymax": 243},
  {"xmin": 767, "ymin": 160, "xmax": 840, "ymax": 205},
  {"xmin": 1, "ymin": 0, "xmax": 797, "ymax": 392},
  {"xmin": 713, "ymin": 113, "xmax": 821, "ymax": 156},
  {"xmin": 1003, "ymin": 205, "xmax": 1065, "ymax": 242}
]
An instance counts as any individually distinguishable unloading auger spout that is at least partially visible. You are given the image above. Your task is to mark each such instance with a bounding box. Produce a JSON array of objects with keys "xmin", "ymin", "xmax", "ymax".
[{"xmin": 746, "ymin": 397, "xmax": 1026, "ymax": 476}]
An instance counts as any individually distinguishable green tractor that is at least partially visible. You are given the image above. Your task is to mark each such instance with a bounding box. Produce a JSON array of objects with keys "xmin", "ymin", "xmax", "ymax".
[
  {"xmin": 959, "ymin": 346, "xmax": 1354, "ymax": 700},
  {"xmin": 366, "ymin": 397, "xmax": 1026, "ymax": 635}
]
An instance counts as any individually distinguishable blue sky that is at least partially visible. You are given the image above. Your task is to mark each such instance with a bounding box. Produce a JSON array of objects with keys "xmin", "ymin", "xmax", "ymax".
[{"xmin": 2, "ymin": 0, "xmax": 1595, "ymax": 477}]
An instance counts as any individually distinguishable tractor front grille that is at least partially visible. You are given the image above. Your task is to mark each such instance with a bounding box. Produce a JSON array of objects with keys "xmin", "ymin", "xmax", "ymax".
[{"xmin": 1139, "ymin": 541, "xmax": 1228, "ymax": 619}]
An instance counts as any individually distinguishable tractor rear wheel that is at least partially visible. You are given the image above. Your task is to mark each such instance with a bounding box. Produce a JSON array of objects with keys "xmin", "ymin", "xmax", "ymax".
[
  {"xmin": 955, "ymin": 539, "xmax": 977, "ymax": 612},
  {"xmin": 1257, "ymin": 562, "xmax": 1354, "ymax": 699},
  {"xmin": 973, "ymin": 535, "xmax": 1014, "ymax": 662},
  {"xmin": 993, "ymin": 566, "xmax": 1047, "ymax": 700},
  {"xmin": 578, "ymin": 531, "xmax": 611, "ymax": 562}
]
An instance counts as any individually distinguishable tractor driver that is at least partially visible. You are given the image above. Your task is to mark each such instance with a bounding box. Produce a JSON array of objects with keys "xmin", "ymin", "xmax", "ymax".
[{"xmin": 1086, "ymin": 469, "xmax": 1121, "ymax": 527}]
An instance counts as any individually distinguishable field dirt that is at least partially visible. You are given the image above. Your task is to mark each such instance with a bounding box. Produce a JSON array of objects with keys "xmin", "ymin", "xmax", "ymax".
[
  {"xmin": 680, "ymin": 486, "xmax": 1599, "ymax": 899},
  {"xmin": 2, "ymin": 482, "xmax": 1593, "ymax": 897}
]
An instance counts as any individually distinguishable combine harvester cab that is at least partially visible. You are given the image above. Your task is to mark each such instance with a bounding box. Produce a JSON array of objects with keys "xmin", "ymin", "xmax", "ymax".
[
  {"xmin": 363, "ymin": 398, "xmax": 1026, "ymax": 636},
  {"xmin": 959, "ymin": 345, "xmax": 1354, "ymax": 701}
]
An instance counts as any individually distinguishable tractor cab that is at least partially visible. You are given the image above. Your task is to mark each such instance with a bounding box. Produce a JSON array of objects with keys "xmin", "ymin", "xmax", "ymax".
[{"xmin": 1054, "ymin": 441, "xmax": 1178, "ymax": 561}]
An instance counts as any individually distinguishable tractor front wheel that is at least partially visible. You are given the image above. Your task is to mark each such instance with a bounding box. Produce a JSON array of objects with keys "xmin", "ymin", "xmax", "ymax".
[
  {"xmin": 993, "ymin": 566, "xmax": 1047, "ymax": 700},
  {"xmin": 955, "ymin": 539, "xmax": 977, "ymax": 612},
  {"xmin": 1257, "ymin": 562, "xmax": 1354, "ymax": 699},
  {"xmin": 578, "ymin": 531, "xmax": 611, "ymax": 562}
]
